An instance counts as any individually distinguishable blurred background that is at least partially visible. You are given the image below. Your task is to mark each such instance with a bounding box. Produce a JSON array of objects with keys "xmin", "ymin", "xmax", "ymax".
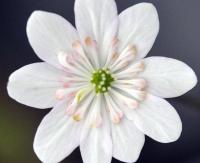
[{"xmin": 0, "ymin": 0, "xmax": 200, "ymax": 162}]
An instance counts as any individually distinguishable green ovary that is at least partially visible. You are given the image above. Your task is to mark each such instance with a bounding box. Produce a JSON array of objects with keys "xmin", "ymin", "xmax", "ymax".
[{"xmin": 91, "ymin": 69, "xmax": 114, "ymax": 93}]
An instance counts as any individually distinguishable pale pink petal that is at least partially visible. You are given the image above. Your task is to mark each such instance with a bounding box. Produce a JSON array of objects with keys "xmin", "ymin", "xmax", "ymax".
[
  {"xmin": 75, "ymin": 0, "xmax": 119, "ymax": 66},
  {"xmin": 7, "ymin": 63, "xmax": 65, "ymax": 109},
  {"xmin": 140, "ymin": 57, "xmax": 197, "ymax": 98},
  {"xmin": 125, "ymin": 94, "xmax": 182, "ymax": 143},
  {"xmin": 80, "ymin": 95, "xmax": 112, "ymax": 163},
  {"xmin": 112, "ymin": 118, "xmax": 145, "ymax": 162},
  {"xmin": 27, "ymin": 11, "xmax": 79, "ymax": 68},
  {"xmin": 34, "ymin": 100, "xmax": 82, "ymax": 162},
  {"xmin": 118, "ymin": 3, "xmax": 159, "ymax": 60}
]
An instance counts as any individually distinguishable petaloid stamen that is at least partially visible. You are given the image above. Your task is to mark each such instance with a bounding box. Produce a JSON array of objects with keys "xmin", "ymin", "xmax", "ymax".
[
  {"xmin": 85, "ymin": 37, "xmax": 94, "ymax": 46},
  {"xmin": 104, "ymin": 37, "xmax": 119, "ymax": 67},
  {"xmin": 105, "ymin": 94, "xmax": 124, "ymax": 124},
  {"xmin": 111, "ymin": 52, "xmax": 119, "ymax": 61},
  {"xmin": 131, "ymin": 62, "xmax": 145, "ymax": 73},
  {"xmin": 72, "ymin": 40, "xmax": 94, "ymax": 72},
  {"xmin": 72, "ymin": 92, "xmax": 94, "ymax": 121},
  {"xmin": 57, "ymin": 51, "xmax": 69, "ymax": 67},
  {"xmin": 115, "ymin": 61, "xmax": 145, "ymax": 80},
  {"xmin": 91, "ymin": 95, "xmax": 103, "ymax": 128},
  {"xmin": 84, "ymin": 37, "xmax": 99, "ymax": 68},
  {"xmin": 112, "ymin": 37, "xmax": 119, "ymax": 48},
  {"xmin": 72, "ymin": 107, "xmax": 87, "ymax": 121},
  {"xmin": 55, "ymin": 89, "xmax": 66, "ymax": 100},
  {"xmin": 110, "ymin": 108, "xmax": 123, "ymax": 124},
  {"xmin": 65, "ymin": 92, "xmax": 77, "ymax": 116},
  {"xmin": 110, "ymin": 89, "xmax": 139, "ymax": 110},
  {"xmin": 122, "ymin": 45, "xmax": 137, "ymax": 57},
  {"xmin": 111, "ymin": 45, "xmax": 137, "ymax": 71},
  {"xmin": 63, "ymin": 82, "xmax": 72, "ymax": 88},
  {"xmin": 116, "ymin": 78, "xmax": 147, "ymax": 90},
  {"xmin": 66, "ymin": 100, "xmax": 77, "ymax": 116},
  {"xmin": 58, "ymin": 38, "xmax": 146, "ymax": 126},
  {"xmin": 57, "ymin": 51, "xmax": 89, "ymax": 78},
  {"xmin": 72, "ymin": 40, "xmax": 82, "ymax": 49},
  {"xmin": 121, "ymin": 87, "xmax": 147, "ymax": 102},
  {"xmin": 75, "ymin": 87, "xmax": 92, "ymax": 103},
  {"xmin": 91, "ymin": 114, "xmax": 102, "ymax": 128}
]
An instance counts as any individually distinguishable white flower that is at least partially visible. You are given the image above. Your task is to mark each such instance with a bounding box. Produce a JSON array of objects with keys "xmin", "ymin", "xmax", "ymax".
[{"xmin": 7, "ymin": 1, "xmax": 197, "ymax": 163}]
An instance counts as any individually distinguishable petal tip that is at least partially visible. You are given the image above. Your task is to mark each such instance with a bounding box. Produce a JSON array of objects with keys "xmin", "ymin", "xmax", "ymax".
[
  {"xmin": 191, "ymin": 70, "xmax": 198, "ymax": 88},
  {"xmin": 26, "ymin": 10, "xmax": 51, "ymax": 32}
]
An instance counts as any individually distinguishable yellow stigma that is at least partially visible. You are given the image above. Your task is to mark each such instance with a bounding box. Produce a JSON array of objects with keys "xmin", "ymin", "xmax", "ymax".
[
  {"xmin": 73, "ymin": 115, "xmax": 81, "ymax": 121},
  {"xmin": 75, "ymin": 87, "xmax": 91, "ymax": 103}
]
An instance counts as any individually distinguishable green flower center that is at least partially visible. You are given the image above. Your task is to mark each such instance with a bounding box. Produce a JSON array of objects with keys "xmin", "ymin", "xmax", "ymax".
[{"xmin": 91, "ymin": 69, "xmax": 114, "ymax": 93}]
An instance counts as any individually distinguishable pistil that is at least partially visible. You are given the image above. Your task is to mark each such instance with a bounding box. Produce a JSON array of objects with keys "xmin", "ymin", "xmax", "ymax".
[{"xmin": 91, "ymin": 69, "xmax": 114, "ymax": 93}]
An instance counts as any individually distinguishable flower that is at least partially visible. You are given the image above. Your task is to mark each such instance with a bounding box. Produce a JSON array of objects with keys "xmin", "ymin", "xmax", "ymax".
[{"xmin": 7, "ymin": 0, "xmax": 197, "ymax": 163}]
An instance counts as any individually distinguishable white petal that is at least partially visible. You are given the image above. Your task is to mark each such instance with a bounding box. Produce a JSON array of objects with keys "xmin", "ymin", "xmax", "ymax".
[
  {"xmin": 75, "ymin": 0, "xmax": 119, "ymax": 66},
  {"xmin": 140, "ymin": 57, "xmax": 197, "ymax": 98},
  {"xmin": 127, "ymin": 94, "xmax": 182, "ymax": 143},
  {"xmin": 34, "ymin": 100, "xmax": 82, "ymax": 163},
  {"xmin": 7, "ymin": 63, "xmax": 65, "ymax": 109},
  {"xmin": 27, "ymin": 11, "xmax": 79, "ymax": 68},
  {"xmin": 80, "ymin": 96, "xmax": 112, "ymax": 163},
  {"xmin": 112, "ymin": 118, "xmax": 145, "ymax": 162},
  {"xmin": 118, "ymin": 3, "xmax": 159, "ymax": 60}
]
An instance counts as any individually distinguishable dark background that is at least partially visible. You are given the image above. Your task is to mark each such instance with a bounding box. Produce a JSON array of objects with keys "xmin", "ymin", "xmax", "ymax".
[{"xmin": 0, "ymin": 0, "xmax": 200, "ymax": 163}]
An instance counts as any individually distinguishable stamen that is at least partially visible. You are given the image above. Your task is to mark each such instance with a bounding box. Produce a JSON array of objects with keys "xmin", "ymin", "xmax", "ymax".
[
  {"xmin": 55, "ymin": 89, "xmax": 66, "ymax": 100},
  {"xmin": 73, "ymin": 114, "xmax": 81, "ymax": 121},
  {"xmin": 75, "ymin": 87, "xmax": 92, "ymax": 103},
  {"xmin": 72, "ymin": 93, "xmax": 95, "ymax": 122},
  {"xmin": 72, "ymin": 40, "xmax": 85, "ymax": 58},
  {"xmin": 84, "ymin": 37, "xmax": 99, "ymax": 68},
  {"xmin": 91, "ymin": 114, "xmax": 102, "ymax": 128},
  {"xmin": 132, "ymin": 79, "xmax": 147, "ymax": 90},
  {"xmin": 57, "ymin": 51, "xmax": 89, "ymax": 78},
  {"xmin": 66, "ymin": 100, "xmax": 77, "ymax": 116},
  {"xmin": 110, "ymin": 89, "xmax": 139, "ymax": 109},
  {"xmin": 72, "ymin": 40, "xmax": 94, "ymax": 72},
  {"xmin": 111, "ymin": 52, "xmax": 119, "ymax": 61},
  {"xmin": 73, "ymin": 108, "xmax": 86, "ymax": 121},
  {"xmin": 116, "ymin": 78, "xmax": 147, "ymax": 90},
  {"xmin": 62, "ymin": 91, "xmax": 76, "ymax": 115},
  {"xmin": 124, "ymin": 45, "xmax": 137, "ymax": 56},
  {"xmin": 57, "ymin": 51, "xmax": 68, "ymax": 67},
  {"xmin": 110, "ymin": 108, "xmax": 123, "ymax": 124},
  {"xmin": 66, "ymin": 53, "xmax": 75, "ymax": 66},
  {"xmin": 112, "ymin": 37, "xmax": 119, "ymax": 49},
  {"xmin": 57, "ymin": 51, "xmax": 78, "ymax": 67},
  {"xmin": 104, "ymin": 37, "xmax": 119, "ymax": 68},
  {"xmin": 72, "ymin": 40, "xmax": 82, "ymax": 49},
  {"xmin": 115, "ymin": 61, "xmax": 145, "ymax": 80},
  {"xmin": 67, "ymin": 92, "xmax": 76, "ymax": 103},
  {"xmin": 110, "ymin": 45, "xmax": 137, "ymax": 71},
  {"xmin": 131, "ymin": 100, "xmax": 139, "ymax": 109},
  {"xmin": 105, "ymin": 94, "xmax": 124, "ymax": 124},
  {"xmin": 135, "ymin": 90, "xmax": 147, "ymax": 101},
  {"xmin": 115, "ymin": 72, "xmax": 138, "ymax": 80},
  {"xmin": 121, "ymin": 87, "xmax": 147, "ymax": 102},
  {"xmin": 85, "ymin": 37, "xmax": 93, "ymax": 46},
  {"xmin": 63, "ymin": 82, "xmax": 71, "ymax": 88},
  {"xmin": 90, "ymin": 95, "xmax": 103, "ymax": 128},
  {"xmin": 131, "ymin": 62, "xmax": 145, "ymax": 72}
]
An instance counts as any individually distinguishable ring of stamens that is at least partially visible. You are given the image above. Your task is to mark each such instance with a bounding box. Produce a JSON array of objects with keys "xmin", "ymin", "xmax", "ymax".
[
  {"xmin": 55, "ymin": 38, "xmax": 148, "ymax": 127},
  {"xmin": 91, "ymin": 69, "xmax": 114, "ymax": 93}
]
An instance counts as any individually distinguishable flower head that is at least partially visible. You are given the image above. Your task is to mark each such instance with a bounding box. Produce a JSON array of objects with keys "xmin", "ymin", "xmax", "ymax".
[{"xmin": 7, "ymin": 0, "xmax": 197, "ymax": 163}]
